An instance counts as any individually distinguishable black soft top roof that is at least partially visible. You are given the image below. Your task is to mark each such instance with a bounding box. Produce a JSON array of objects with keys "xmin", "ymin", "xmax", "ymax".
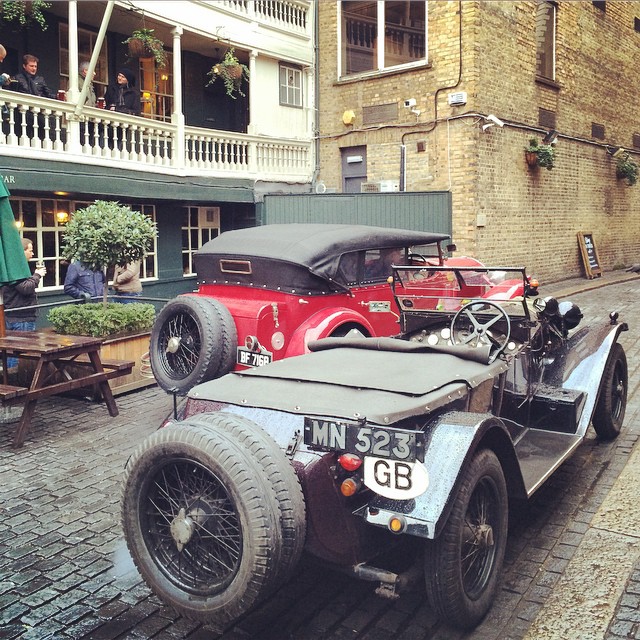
[{"xmin": 194, "ymin": 224, "xmax": 449, "ymax": 292}]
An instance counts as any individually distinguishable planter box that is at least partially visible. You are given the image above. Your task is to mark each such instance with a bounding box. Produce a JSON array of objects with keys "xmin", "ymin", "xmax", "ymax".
[
  {"xmin": 17, "ymin": 330, "xmax": 156, "ymax": 397},
  {"xmin": 100, "ymin": 331, "xmax": 155, "ymax": 395}
]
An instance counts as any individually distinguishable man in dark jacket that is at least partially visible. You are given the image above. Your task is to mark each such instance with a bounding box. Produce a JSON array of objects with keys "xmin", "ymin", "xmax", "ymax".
[
  {"xmin": 64, "ymin": 261, "xmax": 105, "ymax": 301},
  {"xmin": 104, "ymin": 68, "xmax": 140, "ymax": 115},
  {"xmin": 12, "ymin": 54, "xmax": 56, "ymax": 98}
]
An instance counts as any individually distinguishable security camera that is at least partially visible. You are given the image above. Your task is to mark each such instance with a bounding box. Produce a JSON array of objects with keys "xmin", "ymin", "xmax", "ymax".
[
  {"xmin": 485, "ymin": 114, "xmax": 504, "ymax": 128},
  {"xmin": 404, "ymin": 98, "xmax": 417, "ymax": 108}
]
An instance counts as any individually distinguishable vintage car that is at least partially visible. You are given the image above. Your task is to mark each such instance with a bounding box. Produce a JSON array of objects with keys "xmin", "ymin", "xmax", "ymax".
[
  {"xmin": 121, "ymin": 263, "xmax": 626, "ymax": 631},
  {"xmin": 149, "ymin": 223, "xmax": 498, "ymax": 394}
]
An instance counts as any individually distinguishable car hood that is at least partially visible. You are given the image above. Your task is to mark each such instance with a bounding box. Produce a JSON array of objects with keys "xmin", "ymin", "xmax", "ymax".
[{"xmin": 189, "ymin": 338, "xmax": 508, "ymax": 425}]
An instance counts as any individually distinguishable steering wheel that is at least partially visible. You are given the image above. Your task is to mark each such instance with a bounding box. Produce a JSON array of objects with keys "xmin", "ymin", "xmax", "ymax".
[
  {"xmin": 407, "ymin": 253, "xmax": 427, "ymax": 264},
  {"xmin": 450, "ymin": 300, "xmax": 511, "ymax": 362}
]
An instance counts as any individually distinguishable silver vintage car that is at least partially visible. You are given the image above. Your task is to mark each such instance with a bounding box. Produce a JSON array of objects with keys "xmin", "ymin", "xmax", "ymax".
[{"xmin": 122, "ymin": 263, "xmax": 626, "ymax": 631}]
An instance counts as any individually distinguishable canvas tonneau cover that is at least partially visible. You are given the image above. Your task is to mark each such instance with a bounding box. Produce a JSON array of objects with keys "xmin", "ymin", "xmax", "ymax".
[
  {"xmin": 189, "ymin": 341, "xmax": 507, "ymax": 426},
  {"xmin": 193, "ymin": 224, "xmax": 449, "ymax": 291}
]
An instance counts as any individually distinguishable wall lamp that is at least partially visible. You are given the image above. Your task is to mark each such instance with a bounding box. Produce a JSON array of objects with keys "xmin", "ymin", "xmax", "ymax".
[
  {"xmin": 608, "ymin": 146, "xmax": 626, "ymax": 158},
  {"xmin": 56, "ymin": 211, "xmax": 69, "ymax": 224},
  {"xmin": 542, "ymin": 129, "xmax": 559, "ymax": 145}
]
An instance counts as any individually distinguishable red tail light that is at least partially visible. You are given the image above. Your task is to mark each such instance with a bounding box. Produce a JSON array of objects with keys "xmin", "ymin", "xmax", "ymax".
[{"xmin": 338, "ymin": 453, "xmax": 362, "ymax": 471}]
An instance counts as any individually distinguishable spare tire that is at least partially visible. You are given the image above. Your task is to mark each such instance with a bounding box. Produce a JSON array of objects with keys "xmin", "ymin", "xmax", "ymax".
[
  {"xmin": 189, "ymin": 412, "xmax": 307, "ymax": 591},
  {"xmin": 121, "ymin": 421, "xmax": 290, "ymax": 630},
  {"xmin": 150, "ymin": 296, "xmax": 237, "ymax": 394}
]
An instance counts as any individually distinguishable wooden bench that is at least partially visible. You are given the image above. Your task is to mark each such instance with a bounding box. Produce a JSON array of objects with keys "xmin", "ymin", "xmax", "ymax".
[{"xmin": 0, "ymin": 384, "xmax": 29, "ymax": 402}]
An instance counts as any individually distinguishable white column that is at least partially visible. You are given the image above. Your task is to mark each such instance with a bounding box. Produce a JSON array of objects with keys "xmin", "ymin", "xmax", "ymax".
[
  {"xmin": 171, "ymin": 25, "xmax": 185, "ymax": 170},
  {"xmin": 67, "ymin": 1, "xmax": 79, "ymax": 103},
  {"xmin": 247, "ymin": 50, "xmax": 258, "ymax": 135}
]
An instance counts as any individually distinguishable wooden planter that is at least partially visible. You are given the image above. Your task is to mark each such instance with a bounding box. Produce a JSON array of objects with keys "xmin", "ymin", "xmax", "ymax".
[
  {"xmin": 99, "ymin": 331, "xmax": 155, "ymax": 395},
  {"xmin": 525, "ymin": 151, "xmax": 539, "ymax": 167}
]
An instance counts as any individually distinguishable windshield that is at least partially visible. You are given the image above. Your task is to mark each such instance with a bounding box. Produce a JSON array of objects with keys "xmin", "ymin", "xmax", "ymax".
[{"xmin": 391, "ymin": 266, "xmax": 532, "ymax": 319}]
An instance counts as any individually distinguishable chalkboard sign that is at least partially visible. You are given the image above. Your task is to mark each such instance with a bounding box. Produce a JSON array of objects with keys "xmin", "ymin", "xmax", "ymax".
[{"xmin": 577, "ymin": 232, "xmax": 602, "ymax": 279}]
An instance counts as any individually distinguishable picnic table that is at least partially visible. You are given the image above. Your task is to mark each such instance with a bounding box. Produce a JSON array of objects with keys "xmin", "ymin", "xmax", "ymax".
[{"xmin": 0, "ymin": 330, "xmax": 134, "ymax": 448}]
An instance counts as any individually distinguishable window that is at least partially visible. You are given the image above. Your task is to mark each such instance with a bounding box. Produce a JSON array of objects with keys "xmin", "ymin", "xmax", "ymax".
[
  {"xmin": 341, "ymin": 1, "xmax": 427, "ymax": 77},
  {"xmin": 139, "ymin": 55, "xmax": 174, "ymax": 122},
  {"xmin": 10, "ymin": 198, "xmax": 157, "ymax": 290},
  {"xmin": 182, "ymin": 207, "xmax": 220, "ymax": 276},
  {"xmin": 535, "ymin": 2, "xmax": 556, "ymax": 81},
  {"xmin": 279, "ymin": 64, "xmax": 302, "ymax": 107},
  {"xmin": 59, "ymin": 24, "xmax": 109, "ymax": 96}
]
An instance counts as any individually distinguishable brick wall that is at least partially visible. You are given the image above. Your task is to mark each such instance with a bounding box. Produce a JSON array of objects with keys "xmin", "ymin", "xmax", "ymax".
[{"xmin": 317, "ymin": 1, "xmax": 640, "ymax": 283}]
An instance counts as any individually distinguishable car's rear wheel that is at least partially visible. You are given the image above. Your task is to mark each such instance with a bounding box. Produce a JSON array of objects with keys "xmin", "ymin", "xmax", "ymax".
[
  {"xmin": 122, "ymin": 422, "xmax": 288, "ymax": 630},
  {"xmin": 593, "ymin": 342, "xmax": 627, "ymax": 440},
  {"xmin": 424, "ymin": 449, "xmax": 508, "ymax": 630},
  {"xmin": 187, "ymin": 412, "xmax": 306, "ymax": 590},
  {"xmin": 150, "ymin": 296, "xmax": 237, "ymax": 394}
]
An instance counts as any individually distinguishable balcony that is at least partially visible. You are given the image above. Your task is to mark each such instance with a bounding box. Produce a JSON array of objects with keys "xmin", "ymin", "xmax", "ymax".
[{"xmin": 0, "ymin": 92, "xmax": 313, "ymax": 183}]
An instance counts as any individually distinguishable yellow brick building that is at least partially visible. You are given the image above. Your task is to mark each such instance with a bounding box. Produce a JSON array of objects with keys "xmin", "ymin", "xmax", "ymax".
[{"xmin": 316, "ymin": 1, "xmax": 640, "ymax": 282}]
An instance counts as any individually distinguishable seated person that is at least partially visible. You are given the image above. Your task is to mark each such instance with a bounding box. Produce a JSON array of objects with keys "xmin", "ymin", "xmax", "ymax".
[{"xmin": 364, "ymin": 248, "xmax": 405, "ymax": 279}]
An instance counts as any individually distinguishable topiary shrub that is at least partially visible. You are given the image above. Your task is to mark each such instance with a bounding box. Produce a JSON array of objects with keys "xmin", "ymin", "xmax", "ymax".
[{"xmin": 48, "ymin": 302, "xmax": 155, "ymax": 338}]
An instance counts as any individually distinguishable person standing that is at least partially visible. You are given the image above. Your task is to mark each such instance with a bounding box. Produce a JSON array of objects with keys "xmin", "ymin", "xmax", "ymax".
[
  {"xmin": 78, "ymin": 61, "xmax": 96, "ymax": 107},
  {"xmin": 12, "ymin": 54, "xmax": 56, "ymax": 98},
  {"xmin": 3, "ymin": 238, "xmax": 47, "ymax": 370},
  {"xmin": 0, "ymin": 44, "xmax": 12, "ymax": 87},
  {"xmin": 64, "ymin": 261, "xmax": 105, "ymax": 301},
  {"xmin": 104, "ymin": 69, "xmax": 140, "ymax": 115},
  {"xmin": 112, "ymin": 261, "xmax": 142, "ymax": 303}
]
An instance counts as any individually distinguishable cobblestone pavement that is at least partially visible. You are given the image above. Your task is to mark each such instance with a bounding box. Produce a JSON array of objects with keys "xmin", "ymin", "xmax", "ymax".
[{"xmin": 1, "ymin": 271, "xmax": 639, "ymax": 640}]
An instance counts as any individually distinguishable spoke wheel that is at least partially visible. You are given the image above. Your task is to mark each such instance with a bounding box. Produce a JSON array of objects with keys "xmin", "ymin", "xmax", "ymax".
[
  {"xmin": 593, "ymin": 342, "xmax": 627, "ymax": 440},
  {"xmin": 122, "ymin": 423, "xmax": 285, "ymax": 629},
  {"xmin": 150, "ymin": 296, "xmax": 237, "ymax": 394},
  {"xmin": 424, "ymin": 449, "xmax": 508, "ymax": 630}
]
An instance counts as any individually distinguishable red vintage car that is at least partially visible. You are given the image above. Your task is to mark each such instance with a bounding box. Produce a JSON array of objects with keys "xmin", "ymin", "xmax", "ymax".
[{"xmin": 149, "ymin": 224, "xmax": 534, "ymax": 394}]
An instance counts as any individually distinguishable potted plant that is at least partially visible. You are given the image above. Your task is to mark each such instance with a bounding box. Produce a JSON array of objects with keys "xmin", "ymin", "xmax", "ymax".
[
  {"xmin": 123, "ymin": 28, "xmax": 167, "ymax": 68},
  {"xmin": 207, "ymin": 48, "xmax": 250, "ymax": 99},
  {"xmin": 0, "ymin": 0, "xmax": 51, "ymax": 30},
  {"xmin": 43, "ymin": 200, "xmax": 159, "ymax": 394},
  {"xmin": 615, "ymin": 153, "xmax": 638, "ymax": 186},
  {"xmin": 525, "ymin": 138, "xmax": 556, "ymax": 170}
]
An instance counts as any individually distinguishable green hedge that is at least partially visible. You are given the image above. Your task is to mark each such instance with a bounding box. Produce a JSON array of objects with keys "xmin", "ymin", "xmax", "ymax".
[{"xmin": 48, "ymin": 303, "xmax": 155, "ymax": 338}]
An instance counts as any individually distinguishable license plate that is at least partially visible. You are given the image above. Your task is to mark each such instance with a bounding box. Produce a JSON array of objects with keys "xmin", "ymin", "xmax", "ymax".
[
  {"xmin": 236, "ymin": 347, "xmax": 272, "ymax": 367},
  {"xmin": 303, "ymin": 418, "xmax": 425, "ymax": 463},
  {"xmin": 363, "ymin": 457, "xmax": 429, "ymax": 500}
]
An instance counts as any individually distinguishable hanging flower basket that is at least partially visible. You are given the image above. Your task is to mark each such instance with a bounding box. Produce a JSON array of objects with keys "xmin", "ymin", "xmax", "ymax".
[
  {"xmin": 525, "ymin": 151, "xmax": 538, "ymax": 167},
  {"xmin": 207, "ymin": 47, "xmax": 250, "ymax": 99},
  {"xmin": 123, "ymin": 28, "xmax": 167, "ymax": 68},
  {"xmin": 127, "ymin": 37, "xmax": 146, "ymax": 58}
]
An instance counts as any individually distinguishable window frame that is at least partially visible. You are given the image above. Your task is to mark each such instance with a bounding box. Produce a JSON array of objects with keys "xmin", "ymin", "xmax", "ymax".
[
  {"xmin": 339, "ymin": 1, "xmax": 428, "ymax": 79},
  {"xmin": 182, "ymin": 206, "xmax": 221, "ymax": 276},
  {"xmin": 59, "ymin": 23, "xmax": 109, "ymax": 96},
  {"xmin": 10, "ymin": 198, "xmax": 157, "ymax": 291},
  {"xmin": 279, "ymin": 63, "xmax": 303, "ymax": 108},
  {"xmin": 535, "ymin": 1, "xmax": 557, "ymax": 82}
]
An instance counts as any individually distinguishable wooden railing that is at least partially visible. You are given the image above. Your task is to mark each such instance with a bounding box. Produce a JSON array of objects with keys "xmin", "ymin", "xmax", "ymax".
[{"xmin": 0, "ymin": 93, "xmax": 312, "ymax": 182}]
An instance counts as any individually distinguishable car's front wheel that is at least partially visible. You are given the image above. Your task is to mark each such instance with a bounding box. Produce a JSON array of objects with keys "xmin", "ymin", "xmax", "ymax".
[
  {"xmin": 121, "ymin": 421, "xmax": 300, "ymax": 630},
  {"xmin": 150, "ymin": 296, "xmax": 237, "ymax": 394},
  {"xmin": 593, "ymin": 342, "xmax": 627, "ymax": 440},
  {"xmin": 424, "ymin": 448, "xmax": 508, "ymax": 630}
]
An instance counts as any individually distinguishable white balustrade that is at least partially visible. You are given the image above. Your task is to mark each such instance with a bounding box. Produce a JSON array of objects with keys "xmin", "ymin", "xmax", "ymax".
[{"xmin": 0, "ymin": 93, "xmax": 311, "ymax": 182}]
